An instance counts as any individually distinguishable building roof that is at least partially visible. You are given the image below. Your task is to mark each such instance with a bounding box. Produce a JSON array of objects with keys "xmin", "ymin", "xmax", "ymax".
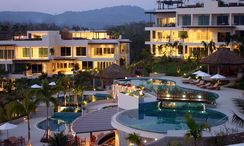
[
  {"xmin": 200, "ymin": 48, "xmax": 244, "ymax": 65},
  {"xmin": 97, "ymin": 64, "xmax": 134, "ymax": 79},
  {"xmin": 72, "ymin": 107, "xmax": 118, "ymax": 134}
]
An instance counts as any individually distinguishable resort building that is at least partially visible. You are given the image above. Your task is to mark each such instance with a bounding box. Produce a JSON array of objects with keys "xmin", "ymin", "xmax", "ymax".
[
  {"xmin": 145, "ymin": 0, "xmax": 244, "ymax": 58},
  {"xmin": 0, "ymin": 30, "xmax": 130, "ymax": 75}
]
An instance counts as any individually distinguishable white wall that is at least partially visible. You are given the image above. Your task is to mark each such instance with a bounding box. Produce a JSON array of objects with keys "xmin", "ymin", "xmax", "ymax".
[{"xmin": 117, "ymin": 92, "xmax": 143, "ymax": 110}]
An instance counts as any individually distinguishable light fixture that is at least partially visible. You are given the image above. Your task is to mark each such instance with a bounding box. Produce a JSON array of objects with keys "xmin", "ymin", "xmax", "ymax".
[
  {"xmin": 198, "ymin": 95, "xmax": 202, "ymax": 99},
  {"xmin": 182, "ymin": 94, "xmax": 186, "ymax": 98},
  {"xmin": 144, "ymin": 140, "xmax": 147, "ymax": 143}
]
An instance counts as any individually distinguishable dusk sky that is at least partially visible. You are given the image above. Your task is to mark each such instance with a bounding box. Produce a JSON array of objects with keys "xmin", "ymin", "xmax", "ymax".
[{"xmin": 0, "ymin": 0, "xmax": 156, "ymax": 14}]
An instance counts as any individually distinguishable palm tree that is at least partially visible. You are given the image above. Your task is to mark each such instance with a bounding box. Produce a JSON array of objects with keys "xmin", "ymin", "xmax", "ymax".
[
  {"xmin": 201, "ymin": 40, "xmax": 216, "ymax": 56},
  {"xmin": 36, "ymin": 79, "xmax": 57, "ymax": 141},
  {"xmin": 185, "ymin": 114, "xmax": 210, "ymax": 146},
  {"xmin": 126, "ymin": 133, "xmax": 143, "ymax": 146},
  {"xmin": 12, "ymin": 89, "xmax": 38, "ymax": 145},
  {"xmin": 73, "ymin": 85, "xmax": 84, "ymax": 107},
  {"xmin": 48, "ymin": 132, "xmax": 67, "ymax": 146},
  {"xmin": 179, "ymin": 31, "xmax": 188, "ymax": 58},
  {"xmin": 57, "ymin": 76, "xmax": 72, "ymax": 106},
  {"xmin": 232, "ymin": 95, "xmax": 244, "ymax": 126}
]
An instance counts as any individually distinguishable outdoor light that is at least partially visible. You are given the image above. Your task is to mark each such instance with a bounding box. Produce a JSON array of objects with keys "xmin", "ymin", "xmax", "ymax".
[
  {"xmin": 198, "ymin": 95, "xmax": 202, "ymax": 99},
  {"xmin": 200, "ymin": 66, "xmax": 202, "ymax": 68},
  {"xmin": 154, "ymin": 138, "xmax": 158, "ymax": 141},
  {"xmin": 125, "ymin": 77, "xmax": 128, "ymax": 79},
  {"xmin": 144, "ymin": 140, "xmax": 147, "ymax": 143},
  {"xmin": 93, "ymin": 88, "xmax": 96, "ymax": 91},
  {"xmin": 154, "ymin": 72, "xmax": 158, "ymax": 74},
  {"xmin": 166, "ymin": 94, "xmax": 170, "ymax": 98},
  {"xmin": 182, "ymin": 94, "xmax": 186, "ymax": 98},
  {"xmin": 184, "ymin": 73, "xmax": 186, "ymax": 76}
]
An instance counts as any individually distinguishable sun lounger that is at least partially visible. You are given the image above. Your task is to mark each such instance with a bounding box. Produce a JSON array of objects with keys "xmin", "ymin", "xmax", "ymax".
[
  {"xmin": 196, "ymin": 80, "xmax": 205, "ymax": 86},
  {"xmin": 199, "ymin": 82, "xmax": 212, "ymax": 88},
  {"xmin": 189, "ymin": 79, "xmax": 200, "ymax": 84},
  {"xmin": 182, "ymin": 77, "xmax": 192, "ymax": 83},
  {"xmin": 206, "ymin": 83, "xmax": 220, "ymax": 90}
]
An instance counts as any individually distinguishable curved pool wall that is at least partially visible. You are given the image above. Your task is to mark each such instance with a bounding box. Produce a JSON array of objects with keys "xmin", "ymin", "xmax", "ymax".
[
  {"xmin": 115, "ymin": 102, "xmax": 228, "ymax": 133},
  {"xmin": 116, "ymin": 77, "xmax": 219, "ymax": 104},
  {"xmin": 113, "ymin": 77, "xmax": 228, "ymax": 135},
  {"xmin": 37, "ymin": 112, "xmax": 81, "ymax": 132}
]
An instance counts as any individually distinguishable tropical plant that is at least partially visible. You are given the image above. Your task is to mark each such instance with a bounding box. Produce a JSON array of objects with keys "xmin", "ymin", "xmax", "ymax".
[
  {"xmin": 126, "ymin": 133, "xmax": 143, "ymax": 146},
  {"xmin": 185, "ymin": 114, "xmax": 210, "ymax": 146},
  {"xmin": 57, "ymin": 76, "xmax": 72, "ymax": 106},
  {"xmin": 48, "ymin": 132, "xmax": 68, "ymax": 146},
  {"xmin": 73, "ymin": 85, "xmax": 84, "ymax": 107},
  {"xmin": 178, "ymin": 31, "xmax": 188, "ymax": 58},
  {"xmin": 201, "ymin": 40, "xmax": 216, "ymax": 56},
  {"xmin": 232, "ymin": 94, "xmax": 244, "ymax": 126},
  {"xmin": 36, "ymin": 79, "xmax": 57, "ymax": 141},
  {"xmin": 12, "ymin": 89, "xmax": 38, "ymax": 145}
]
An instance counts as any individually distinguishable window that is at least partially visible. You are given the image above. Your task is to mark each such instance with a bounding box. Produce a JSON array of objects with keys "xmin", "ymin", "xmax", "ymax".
[
  {"xmin": 217, "ymin": 32, "xmax": 230, "ymax": 42},
  {"xmin": 104, "ymin": 48, "xmax": 115, "ymax": 54},
  {"xmin": 234, "ymin": 15, "xmax": 244, "ymax": 25},
  {"xmin": 76, "ymin": 47, "xmax": 86, "ymax": 56},
  {"xmin": 61, "ymin": 47, "xmax": 71, "ymax": 56},
  {"xmin": 39, "ymin": 48, "xmax": 48, "ymax": 57},
  {"xmin": 22, "ymin": 48, "xmax": 32, "ymax": 57},
  {"xmin": 182, "ymin": 15, "xmax": 191, "ymax": 26},
  {"xmin": 198, "ymin": 15, "xmax": 209, "ymax": 25},
  {"xmin": 0, "ymin": 50, "xmax": 14, "ymax": 59},
  {"xmin": 82, "ymin": 61, "xmax": 93, "ymax": 69},
  {"xmin": 217, "ymin": 15, "xmax": 229, "ymax": 25},
  {"xmin": 64, "ymin": 63, "xmax": 67, "ymax": 68},
  {"xmin": 152, "ymin": 31, "xmax": 156, "ymax": 39},
  {"xmin": 97, "ymin": 62, "xmax": 112, "ymax": 70},
  {"xmin": 95, "ymin": 48, "xmax": 103, "ymax": 55}
]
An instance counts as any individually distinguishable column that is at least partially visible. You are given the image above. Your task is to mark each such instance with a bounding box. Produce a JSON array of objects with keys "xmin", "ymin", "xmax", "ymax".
[
  {"xmin": 209, "ymin": 14, "xmax": 212, "ymax": 26},
  {"xmin": 5, "ymin": 64, "xmax": 8, "ymax": 72},
  {"xmin": 191, "ymin": 14, "xmax": 193, "ymax": 26},
  {"xmin": 229, "ymin": 13, "xmax": 232, "ymax": 26},
  {"xmin": 72, "ymin": 46, "xmax": 74, "ymax": 57}
]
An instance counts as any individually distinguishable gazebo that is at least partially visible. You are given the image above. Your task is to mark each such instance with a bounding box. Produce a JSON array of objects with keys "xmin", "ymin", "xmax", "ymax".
[
  {"xmin": 96, "ymin": 64, "xmax": 134, "ymax": 87},
  {"xmin": 200, "ymin": 48, "xmax": 244, "ymax": 75}
]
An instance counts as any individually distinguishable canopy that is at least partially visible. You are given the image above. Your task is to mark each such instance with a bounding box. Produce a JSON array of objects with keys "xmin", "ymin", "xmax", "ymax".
[
  {"xmin": 193, "ymin": 70, "xmax": 203, "ymax": 75},
  {"xmin": 97, "ymin": 64, "xmax": 133, "ymax": 79},
  {"xmin": 31, "ymin": 84, "xmax": 42, "ymax": 89},
  {"xmin": 196, "ymin": 72, "xmax": 211, "ymax": 77},
  {"xmin": 210, "ymin": 74, "xmax": 226, "ymax": 80},
  {"xmin": 201, "ymin": 48, "xmax": 244, "ymax": 65},
  {"xmin": 72, "ymin": 107, "xmax": 118, "ymax": 134},
  {"xmin": 0, "ymin": 122, "xmax": 17, "ymax": 138},
  {"xmin": 48, "ymin": 82, "xmax": 56, "ymax": 86}
]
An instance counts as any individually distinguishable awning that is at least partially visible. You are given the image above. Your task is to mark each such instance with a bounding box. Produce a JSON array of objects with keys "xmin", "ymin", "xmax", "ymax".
[{"xmin": 72, "ymin": 107, "xmax": 119, "ymax": 134}]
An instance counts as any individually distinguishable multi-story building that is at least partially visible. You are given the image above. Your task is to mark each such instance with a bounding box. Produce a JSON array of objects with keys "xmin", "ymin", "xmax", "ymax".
[
  {"xmin": 0, "ymin": 30, "xmax": 130, "ymax": 75},
  {"xmin": 146, "ymin": 0, "xmax": 244, "ymax": 58}
]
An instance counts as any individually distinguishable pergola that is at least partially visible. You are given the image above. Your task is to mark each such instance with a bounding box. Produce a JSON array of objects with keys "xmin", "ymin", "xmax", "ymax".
[
  {"xmin": 200, "ymin": 48, "xmax": 244, "ymax": 75},
  {"xmin": 72, "ymin": 107, "xmax": 119, "ymax": 140}
]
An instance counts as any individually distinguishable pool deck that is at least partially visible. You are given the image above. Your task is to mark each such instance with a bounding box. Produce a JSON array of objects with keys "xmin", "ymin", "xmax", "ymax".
[{"xmin": 0, "ymin": 76, "xmax": 244, "ymax": 146}]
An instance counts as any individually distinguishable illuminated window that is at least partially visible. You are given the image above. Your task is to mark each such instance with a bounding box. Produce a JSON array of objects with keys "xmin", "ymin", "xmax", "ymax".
[
  {"xmin": 22, "ymin": 48, "xmax": 32, "ymax": 57},
  {"xmin": 0, "ymin": 50, "xmax": 14, "ymax": 59},
  {"xmin": 95, "ymin": 48, "xmax": 103, "ymax": 55},
  {"xmin": 104, "ymin": 48, "xmax": 114, "ymax": 54},
  {"xmin": 39, "ymin": 48, "xmax": 48, "ymax": 57}
]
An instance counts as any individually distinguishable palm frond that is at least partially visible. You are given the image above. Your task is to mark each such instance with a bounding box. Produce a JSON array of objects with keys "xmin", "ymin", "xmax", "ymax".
[{"xmin": 232, "ymin": 112, "xmax": 244, "ymax": 127}]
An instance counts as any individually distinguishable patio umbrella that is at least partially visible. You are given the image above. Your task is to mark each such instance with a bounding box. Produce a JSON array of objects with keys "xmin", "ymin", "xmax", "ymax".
[
  {"xmin": 193, "ymin": 70, "xmax": 203, "ymax": 75},
  {"xmin": 0, "ymin": 122, "xmax": 17, "ymax": 138},
  {"xmin": 211, "ymin": 74, "xmax": 226, "ymax": 80},
  {"xmin": 31, "ymin": 84, "xmax": 42, "ymax": 89},
  {"xmin": 196, "ymin": 71, "xmax": 211, "ymax": 77},
  {"xmin": 49, "ymin": 82, "xmax": 56, "ymax": 86}
]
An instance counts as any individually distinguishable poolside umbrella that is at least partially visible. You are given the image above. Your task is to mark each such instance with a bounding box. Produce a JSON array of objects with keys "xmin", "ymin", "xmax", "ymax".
[
  {"xmin": 192, "ymin": 70, "xmax": 203, "ymax": 75},
  {"xmin": 31, "ymin": 84, "xmax": 42, "ymax": 89},
  {"xmin": 210, "ymin": 74, "xmax": 226, "ymax": 80},
  {"xmin": 196, "ymin": 71, "xmax": 211, "ymax": 77},
  {"xmin": 0, "ymin": 122, "xmax": 17, "ymax": 138},
  {"xmin": 49, "ymin": 82, "xmax": 56, "ymax": 86}
]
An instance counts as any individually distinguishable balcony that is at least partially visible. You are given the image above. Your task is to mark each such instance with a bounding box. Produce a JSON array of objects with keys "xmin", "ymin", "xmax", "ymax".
[{"xmin": 154, "ymin": 23, "xmax": 176, "ymax": 27}]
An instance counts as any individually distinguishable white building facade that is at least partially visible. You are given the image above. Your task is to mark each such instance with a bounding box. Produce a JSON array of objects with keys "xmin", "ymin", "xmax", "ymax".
[
  {"xmin": 0, "ymin": 30, "xmax": 130, "ymax": 75},
  {"xmin": 146, "ymin": 0, "xmax": 244, "ymax": 58}
]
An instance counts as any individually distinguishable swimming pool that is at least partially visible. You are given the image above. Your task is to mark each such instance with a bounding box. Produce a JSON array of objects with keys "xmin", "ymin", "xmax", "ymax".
[
  {"xmin": 37, "ymin": 112, "xmax": 80, "ymax": 132},
  {"xmin": 116, "ymin": 102, "xmax": 228, "ymax": 133}
]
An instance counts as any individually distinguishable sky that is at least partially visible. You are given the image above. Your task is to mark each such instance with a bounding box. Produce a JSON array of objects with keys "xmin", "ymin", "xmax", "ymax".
[{"xmin": 0, "ymin": 0, "xmax": 156, "ymax": 14}]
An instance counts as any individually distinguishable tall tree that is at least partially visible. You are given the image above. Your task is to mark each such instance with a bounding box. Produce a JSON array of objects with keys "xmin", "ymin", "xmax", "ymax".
[
  {"xmin": 126, "ymin": 133, "xmax": 143, "ymax": 146},
  {"xmin": 48, "ymin": 132, "xmax": 68, "ymax": 146},
  {"xmin": 36, "ymin": 79, "xmax": 57, "ymax": 141},
  {"xmin": 12, "ymin": 89, "xmax": 38, "ymax": 145}
]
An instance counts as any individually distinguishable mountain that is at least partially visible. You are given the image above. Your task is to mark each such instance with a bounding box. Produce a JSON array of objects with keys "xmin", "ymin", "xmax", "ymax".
[{"xmin": 0, "ymin": 6, "xmax": 149, "ymax": 29}]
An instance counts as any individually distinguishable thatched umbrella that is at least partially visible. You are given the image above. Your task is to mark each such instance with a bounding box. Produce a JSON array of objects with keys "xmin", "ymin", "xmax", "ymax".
[
  {"xmin": 200, "ymin": 48, "xmax": 244, "ymax": 74},
  {"xmin": 96, "ymin": 64, "xmax": 134, "ymax": 87}
]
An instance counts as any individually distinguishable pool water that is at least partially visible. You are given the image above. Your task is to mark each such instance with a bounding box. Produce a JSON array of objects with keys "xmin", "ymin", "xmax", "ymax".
[
  {"xmin": 116, "ymin": 102, "xmax": 228, "ymax": 133},
  {"xmin": 37, "ymin": 112, "xmax": 80, "ymax": 132}
]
